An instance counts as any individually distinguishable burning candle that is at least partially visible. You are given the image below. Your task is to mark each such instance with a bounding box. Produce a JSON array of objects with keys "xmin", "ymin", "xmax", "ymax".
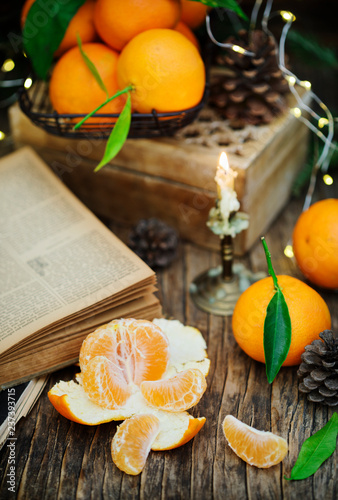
[{"xmin": 215, "ymin": 152, "xmax": 237, "ymax": 198}]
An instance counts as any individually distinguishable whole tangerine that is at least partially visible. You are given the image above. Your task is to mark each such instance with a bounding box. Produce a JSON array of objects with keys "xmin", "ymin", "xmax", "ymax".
[
  {"xmin": 94, "ymin": 0, "xmax": 181, "ymax": 52},
  {"xmin": 232, "ymin": 275, "xmax": 331, "ymax": 366},
  {"xmin": 180, "ymin": 0, "xmax": 209, "ymax": 29},
  {"xmin": 117, "ymin": 28, "xmax": 205, "ymax": 114},
  {"xmin": 49, "ymin": 43, "xmax": 125, "ymax": 123},
  {"xmin": 21, "ymin": 0, "xmax": 97, "ymax": 58},
  {"xmin": 175, "ymin": 21, "xmax": 200, "ymax": 51},
  {"xmin": 292, "ymin": 198, "xmax": 338, "ymax": 289}
]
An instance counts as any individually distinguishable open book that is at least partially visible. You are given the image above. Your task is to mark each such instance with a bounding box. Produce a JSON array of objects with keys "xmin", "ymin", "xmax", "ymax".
[{"xmin": 0, "ymin": 147, "xmax": 162, "ymax": 389}]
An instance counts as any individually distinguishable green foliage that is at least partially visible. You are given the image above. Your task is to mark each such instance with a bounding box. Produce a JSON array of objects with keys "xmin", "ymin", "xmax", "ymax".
[
  {"xmin": 261, "ymin": 237, "xmax": 291, "ymax": 384},
  {"xmin": 23, "ymin": 0, "xmax": 86, "ymax": 80},
  {"xmin": 287, "ymin": 30, "xmax": 338, "ymax": 69},
  {"xmin": 292, "ymin": 136, "xmax": 338, "ymax": 197},
  {"xmin": 285, "ymin": 413, "xmax": 338, "ymax": 480}
]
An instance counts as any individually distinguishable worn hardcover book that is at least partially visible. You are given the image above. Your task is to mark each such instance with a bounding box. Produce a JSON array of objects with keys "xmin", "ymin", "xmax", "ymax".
[{"xmin": 0, "ymin": 147, "xmax": 162, "ymax": 389}]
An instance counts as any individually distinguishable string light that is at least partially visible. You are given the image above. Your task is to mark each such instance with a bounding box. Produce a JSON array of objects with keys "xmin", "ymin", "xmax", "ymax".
[
  {"xmin": 280, "ymin": 11, "xmax": 296, "ymax": 22},
  {"xmin": 206, "ymin": 0, "xmax": 337, "ymax": 210},
  {"xmin": 0, "ymin": 131, "xmax": 6, "ymax": 141},
  {"xmin": 284, "ymin": 245, "xmax": 294, "ymax": 258},
  {"xmin": 323, "ymin": 174, "xmax": 333, "ymax": 185},
  {"xmin": 24, "ymin": 77, "xmax": 33, "ymax": 89},
  {"xmin": 205, "ymin": 14, "xmax": 255, "ymax": 56},
  {"xmin": 318, "ymin": 117, "xmax": 329, "ymax": 128},
  {"xmin": 1, "ymin": 59, "xmax": 15, "ymax": 72}
]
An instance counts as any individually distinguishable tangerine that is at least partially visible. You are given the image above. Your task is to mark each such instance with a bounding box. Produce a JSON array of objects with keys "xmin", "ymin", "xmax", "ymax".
[
  {"xmin": 180, "ymin": 0, "xmax": 209, "ymax": 29},
  {"xmin": 117, "ymin": 28, "xmax": 205, "ymax": 113},
  {"xmin": 21, "ymin": 0, "xmax": 97, "ymax": 58},
  {"xmin": 175, "ymin": 21, "xmax": 200, "ymax": 50},
  {"xmin": 292, "ymin": 198, "xmax": 338, "ymax": 289},
  {"xmin": 232, "ymin": 275, "xmax": 331, "ymax": 366},
  {"xmin": 48, "ymin": 318, "xmax": 209, "ymax": 473},
  {"xmin": 223, "ymin": 415, "xmax": 288, "ymax": 468},
  {"xmin": 49, "ymin": 43, "xmax": 125, "ymax": 123},
  {"xmin": 94, "ymin": 0, "xmax": 181, "ymax": 51}
]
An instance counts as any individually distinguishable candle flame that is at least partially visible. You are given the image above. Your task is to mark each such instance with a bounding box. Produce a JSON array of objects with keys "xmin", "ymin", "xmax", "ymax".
[{"xmin": 219, "ymin": 152, "xmax": 229, "ymax": 171}]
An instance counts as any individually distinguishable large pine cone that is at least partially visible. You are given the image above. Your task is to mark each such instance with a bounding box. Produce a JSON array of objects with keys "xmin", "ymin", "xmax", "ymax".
[
  {"xmin": 298, "ymin": 330, "xmax": 338, "ymax": 406},
  {"xmin": 209, "ymin": 29, "xmax": 290, "ymax": 128}
]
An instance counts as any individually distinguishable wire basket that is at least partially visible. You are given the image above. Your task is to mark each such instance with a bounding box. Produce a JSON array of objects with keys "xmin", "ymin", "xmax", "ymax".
[{"xmin": 18, "ymin": 80, "xmax": 209, "ymax": 140}]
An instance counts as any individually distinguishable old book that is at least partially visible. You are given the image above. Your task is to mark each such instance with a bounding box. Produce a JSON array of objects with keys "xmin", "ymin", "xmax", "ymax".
[
  {"xmin": 0, "ymin": 147, "xmax": 162, "ymax": 389},
  {"xmin": 0, "ymin": 376, "xmax": 48, "ymax": 450}
]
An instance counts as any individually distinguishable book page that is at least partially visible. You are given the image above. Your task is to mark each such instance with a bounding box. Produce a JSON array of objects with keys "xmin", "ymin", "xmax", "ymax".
[{"xmin": 0, "ymin": 147, "xmax": 155, "ymax": 354}]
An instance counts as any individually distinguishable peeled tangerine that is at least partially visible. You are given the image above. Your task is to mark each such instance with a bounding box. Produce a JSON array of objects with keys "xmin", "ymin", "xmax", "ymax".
[{"xmin": 48, "ymin": 318, "xmax": 210, "ymax": 475}]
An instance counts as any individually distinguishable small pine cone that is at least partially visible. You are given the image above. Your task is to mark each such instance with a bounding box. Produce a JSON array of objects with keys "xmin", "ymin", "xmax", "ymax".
[
  {"xmin": 209, "ymin": 29, "xmax": 289, "ymax": 129},
  {"xmin": 298, "ymin": 330, "xmax": 338, "ymax": 406},
  {"xmin": 129, "ymin": 218, "xmax": 178, "ymax": 269}
]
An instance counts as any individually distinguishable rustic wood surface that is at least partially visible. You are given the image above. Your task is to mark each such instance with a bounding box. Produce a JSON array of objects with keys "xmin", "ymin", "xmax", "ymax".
[{"xmin": 0, "ymin": 189, "xmax": 337, "ymax": 499}]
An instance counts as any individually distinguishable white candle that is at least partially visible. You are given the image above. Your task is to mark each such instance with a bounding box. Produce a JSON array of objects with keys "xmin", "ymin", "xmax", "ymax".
[{"xmin": 215, "ymin": 152, "xmax": 237, "ymax": 198}]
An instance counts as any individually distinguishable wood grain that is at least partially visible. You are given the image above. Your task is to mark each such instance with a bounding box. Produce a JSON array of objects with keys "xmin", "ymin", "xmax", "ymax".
[{"xmin": 0, "ymin": 192, "xmax": 337, "ymax": 500}]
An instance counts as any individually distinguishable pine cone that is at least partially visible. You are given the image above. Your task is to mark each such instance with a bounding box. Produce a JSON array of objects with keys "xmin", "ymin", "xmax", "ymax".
[
  {"xmin": 209, "ymin": 29, "xmax": 289, "ymax": 129},
  {"xmin": 129, "ymin": 218, "xmax": 178, "ymax": 269},
  {"xmin": 298, "ymin": 330, "xmax": 338, "ymax": 406}
]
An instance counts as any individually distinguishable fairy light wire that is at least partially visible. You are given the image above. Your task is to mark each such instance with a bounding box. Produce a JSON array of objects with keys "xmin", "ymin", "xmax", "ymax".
[
  {"xmin": 206, "ymin": 1, "xmax": 337, "ymax": 211},
  {"xmin": 205, "ymin": 14, "xmax": 255, "ymax": 56}
]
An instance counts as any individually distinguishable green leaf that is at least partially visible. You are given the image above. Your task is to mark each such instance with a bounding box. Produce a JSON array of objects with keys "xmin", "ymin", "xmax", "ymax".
[
  {"xmin": 191, "ymin": 0, "xmax": 247, "ymax": 20},
  {"xmin": 94, "ymin": 94, "xmax": 132, "ymax": 172},
  {"xmin": 23, "ymin": 0, "xmax": 86, "ymax": 80},
  {"xmin": 285, "ymin": 413, "xmax": 338, "ymax": 481},
  {"xmin": 261, "ymin": 237, "xmax": 292, "ymax": 383},
  {"xmin": 73, "ymin": 85, "xmax": 133, "ymax": 130},
  {"xmin": 264, "ymin": 288, "xmax": 291, "ymax": 383},
  {"xmin": 77, "ymin": 34, "xmax": 109, "ymax": 99}
]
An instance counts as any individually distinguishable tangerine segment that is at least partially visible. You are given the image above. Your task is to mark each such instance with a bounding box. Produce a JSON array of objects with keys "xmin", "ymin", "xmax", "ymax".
[
  {"xmin": 80, "ymin": 318, "xmax": 170, "ymax": 385},
  {"xmin": 140, "ymin": 368, "xmax": 207, "ymax": 411},
  {"xmin": 222, "ymin": 415, "xmax": 288, "ymax": 468},
  {"xmin": 111, "ymin": 414, "xmax": 160, "ymax": 475},
  {"xmin": 82, "ymin": 356, "xmax": 132, "ymax": 409}
]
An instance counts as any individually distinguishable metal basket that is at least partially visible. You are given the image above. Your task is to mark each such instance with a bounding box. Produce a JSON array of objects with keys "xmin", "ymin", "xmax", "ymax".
[{"xmin": 18, "ymin": 79, "xmax": 209, "ymax": 140}]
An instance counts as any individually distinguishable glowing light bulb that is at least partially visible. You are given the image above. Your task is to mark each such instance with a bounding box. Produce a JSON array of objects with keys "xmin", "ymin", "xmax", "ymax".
[
  {"xmin": 290, "ymin": 107, "xmax": 302, "ymax": 118},
  {"xmin": 323, "ymin": 174, "xmax": 333, "ymax": 186},
  {"xmin": 0, "ymin": 131, "xmax": 6, "ymax": 141},
  {"xmin": 318, "ymin": 117, "xmax": 329, "ymax": 128},
  {"xmin": 232, "ymin": 45, "xmax": 246, "ymax": 54},
  {"xmin": 284, "ymin": 245, "xmax": 294, "ymax": 258},
  {"xmin": 280, "ymin": 11, "xmax": 296, "ymax": 22},
  {"xmin": 300, "ymin": 80, "xmax": 311, "ymax": 90},
  {"xmin": 24, "ymin": 77, "xmax": 33, "ymax": 89},
  {"xmin": 1, "ymin": 59, "xmax": 15, "ymax": 72},
  {"xmin": 285, "ymin": 75, "xmax": 296, "ymax": 86}
]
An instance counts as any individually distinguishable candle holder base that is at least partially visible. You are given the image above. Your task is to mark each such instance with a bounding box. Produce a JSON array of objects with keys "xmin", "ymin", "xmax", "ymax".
[{"xmin": 190, "ymin": 263, "xmax": 266, "ymax": 316}]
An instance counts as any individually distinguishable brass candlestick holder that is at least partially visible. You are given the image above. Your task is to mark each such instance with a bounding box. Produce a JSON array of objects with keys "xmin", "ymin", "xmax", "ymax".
[{"xmin": 190, "ymin": 204, "xmax": 265, "ymax": 316}]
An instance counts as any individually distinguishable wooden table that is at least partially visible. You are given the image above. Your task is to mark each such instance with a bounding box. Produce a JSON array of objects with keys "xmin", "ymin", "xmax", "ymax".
[{"xmin": 0, "ymin": 193, "xmax": 337, "ymax": 500}]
